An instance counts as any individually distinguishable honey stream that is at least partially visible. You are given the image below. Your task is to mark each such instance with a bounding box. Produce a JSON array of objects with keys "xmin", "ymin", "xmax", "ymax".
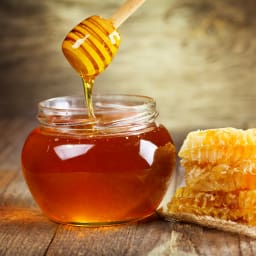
[
  {"xmin": 82, "ymin": 77, "xmax": 95, "ymax": 119},
  {"xmin": 62, "ymin": 16, "xmax": 121, "ymax": 120}
]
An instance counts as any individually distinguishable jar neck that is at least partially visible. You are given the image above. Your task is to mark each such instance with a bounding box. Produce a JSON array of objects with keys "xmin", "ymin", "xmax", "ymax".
[{"xmin": 37, "ymin": 95, "xmax": 159, "ymax": 135}]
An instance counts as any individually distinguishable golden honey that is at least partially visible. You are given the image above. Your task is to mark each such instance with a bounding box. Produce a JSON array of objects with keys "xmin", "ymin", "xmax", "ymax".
[{"xmin": 22, "ymin": 95, "xmax": 176, "ymax": 225}]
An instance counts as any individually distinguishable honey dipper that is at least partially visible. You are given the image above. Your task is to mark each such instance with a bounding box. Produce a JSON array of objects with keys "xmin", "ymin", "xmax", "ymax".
[{"xmin": 62, "ymin": 0, "xmax": 146, "ymax": 79}]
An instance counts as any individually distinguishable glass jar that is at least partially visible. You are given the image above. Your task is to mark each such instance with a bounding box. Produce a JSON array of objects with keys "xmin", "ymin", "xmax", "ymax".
[{"xmin": 21, "ymin": 94, "xmax": 176, "ymax": 226}]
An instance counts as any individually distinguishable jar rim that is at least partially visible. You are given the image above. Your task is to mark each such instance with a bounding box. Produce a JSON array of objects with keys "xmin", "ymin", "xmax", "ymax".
[
  {"xmin": 38, "ymin": 94, "xmax": 155, "ymax": 113},
  {"xmin": 37, "ymin": 94, "xmax": 158, "ymax": 134}
]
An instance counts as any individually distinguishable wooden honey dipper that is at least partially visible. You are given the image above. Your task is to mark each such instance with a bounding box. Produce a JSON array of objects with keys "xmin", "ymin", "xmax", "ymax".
[{"xmin": 62, "ymin": 0, "xmax": 146, "ymax": 79}]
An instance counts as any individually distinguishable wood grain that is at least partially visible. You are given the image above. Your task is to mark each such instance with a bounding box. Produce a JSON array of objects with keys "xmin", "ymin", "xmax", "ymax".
[
  {"xmin": 46, "ymin": 220, "xmax": 172, "ymax": 256},
  {"xmin": 0, "ymin": 118, "xmax": 35, "ymax": 170},
  {"xmin": 0, "ymin": 170, "xmax": 17, "ymax": 195},
  {"xmin": 0, "ymin": 171, "xmax": 37, "ymax": 209},
  {"xmin": 0, "ymin": 208, "xmax": 57, "ymax": 256}
]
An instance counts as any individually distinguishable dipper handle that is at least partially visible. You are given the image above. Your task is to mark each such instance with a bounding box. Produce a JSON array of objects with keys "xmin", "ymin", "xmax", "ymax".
[{"xmin": 110, "ymin": 0, "xmax": 147, "ymax": 28}]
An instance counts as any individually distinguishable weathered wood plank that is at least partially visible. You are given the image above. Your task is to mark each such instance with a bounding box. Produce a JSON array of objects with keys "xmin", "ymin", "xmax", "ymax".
[
  {"xmin": 169, "ymin": 222, "xmax": 241, "ymax": 256},
  {"xmin": 45, "ymin": 217, "xmax": 256, "ymax": 256},
  {"xmin": 0, "ymin": 170, "xmax": 17, "ymax": 195},
  {"xmin": 153, "ymin": 220, "xmax": 256, "ymax": 256},
  {"xmin": 0, "ymin": 118, "xmax": 37, "ymax": 207},
  {"xmin": 0, "ymin": 171, "xmax": 37, "ymax": 209},
  {"xmin": 0, "ymin": 117, "xmax": 36, "ymax": 170},
  {"xmin": 46, "ymin": 219, "xmax": 173, "ymax": 256},
  {"xmin": 0, "ymin": 208, "xmax": 57, "ymax": 256}
]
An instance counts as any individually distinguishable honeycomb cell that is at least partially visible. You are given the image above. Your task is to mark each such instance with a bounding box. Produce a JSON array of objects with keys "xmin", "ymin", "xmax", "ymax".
[
  {"xmin": 179, "ymin": 128, "xmax": 256, "ymax": 165},
  {"xmin": 168, "ymin": 187, "xmax": 256, "ymax": 225},
  {"xmin": 184, "ymin": 162, "xmax": 256, "ymax": 192}
]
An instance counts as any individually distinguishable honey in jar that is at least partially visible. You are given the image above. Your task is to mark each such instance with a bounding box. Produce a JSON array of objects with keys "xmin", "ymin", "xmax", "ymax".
[{"xmin": 21, "ymin": 94, "xmax": 176, "ymax": 225}]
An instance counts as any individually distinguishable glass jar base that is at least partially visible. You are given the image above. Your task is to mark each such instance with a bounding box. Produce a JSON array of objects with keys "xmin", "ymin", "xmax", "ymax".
[{"xmin": 48, "ymin": 213, "xmax": 157, "ymax": 227}]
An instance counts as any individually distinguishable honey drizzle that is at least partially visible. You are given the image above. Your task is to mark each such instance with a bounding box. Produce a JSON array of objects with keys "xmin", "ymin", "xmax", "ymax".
[
  {"xmin": 62, "ymin": 16, "xmax": 121, "ymax": 120},
  {"xmin": 82, "ymin": 77, "xmax": 96, "ymax": 119}
]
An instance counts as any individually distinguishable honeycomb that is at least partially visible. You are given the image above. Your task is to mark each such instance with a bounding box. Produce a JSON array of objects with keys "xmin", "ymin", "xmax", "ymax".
[
  {"xmin": 168, "ymin": 187, "xmax": 256, "ymax": 224},
  {"xmin": 184, "ymin": 162, "xmax": 256, "ymax": 192},
  {"xmin": 179, "ymin": 128, "xmax": 256, "ymax": 165},
  {"xmin": 168, "ymin": 128, "xmax": 256, "ymax": 226}
]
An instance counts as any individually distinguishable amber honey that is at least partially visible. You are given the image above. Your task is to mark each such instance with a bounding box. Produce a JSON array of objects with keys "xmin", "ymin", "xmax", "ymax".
[{"xmin": 22, "ymin": 95, "xmax": 176, "ymax": 225}]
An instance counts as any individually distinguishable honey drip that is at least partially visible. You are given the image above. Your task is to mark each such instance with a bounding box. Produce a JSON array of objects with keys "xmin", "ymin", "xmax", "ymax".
[
  {"xmin": 62, "ymin": 16, "xmax": 121, "ymax": 119},
  {"xmin": 82, "ymin": 77, "xmax": 95, "ymax": 119}
]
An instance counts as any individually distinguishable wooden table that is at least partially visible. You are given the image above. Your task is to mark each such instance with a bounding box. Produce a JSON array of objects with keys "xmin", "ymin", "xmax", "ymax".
[{"xmin": 1, "ymin": 118, "xmax": 256, "ymax": 256}]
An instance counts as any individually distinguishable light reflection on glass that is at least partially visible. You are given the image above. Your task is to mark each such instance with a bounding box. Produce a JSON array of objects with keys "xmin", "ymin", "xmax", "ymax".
[
  {"xmin": 139, "ymin": 139, "xmax": 157, "ymax": 165},
  {"xmin": 54, "ymin": 144, "xmax": 94, "ymax": 160}
]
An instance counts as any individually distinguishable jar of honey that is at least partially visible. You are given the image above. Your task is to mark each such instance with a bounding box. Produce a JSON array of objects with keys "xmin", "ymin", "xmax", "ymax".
[{"xmin": 21, "ymin": 94, "xmax": 176, "ymax": 226}]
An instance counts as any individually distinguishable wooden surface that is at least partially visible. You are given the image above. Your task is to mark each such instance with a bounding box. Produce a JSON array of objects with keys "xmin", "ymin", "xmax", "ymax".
[
  {"xmin": 1, "ymin": 0, "xmax": 256, "ymax": 130},
  {"xmin": 1, "ymin": 118, "xmax": 256, "ymax": 255}
]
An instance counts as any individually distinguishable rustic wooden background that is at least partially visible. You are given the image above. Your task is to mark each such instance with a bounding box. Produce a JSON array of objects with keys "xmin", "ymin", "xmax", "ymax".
[{"xmin": 1, "ymin": 0, "xmax": 256, "ymax": 131}]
